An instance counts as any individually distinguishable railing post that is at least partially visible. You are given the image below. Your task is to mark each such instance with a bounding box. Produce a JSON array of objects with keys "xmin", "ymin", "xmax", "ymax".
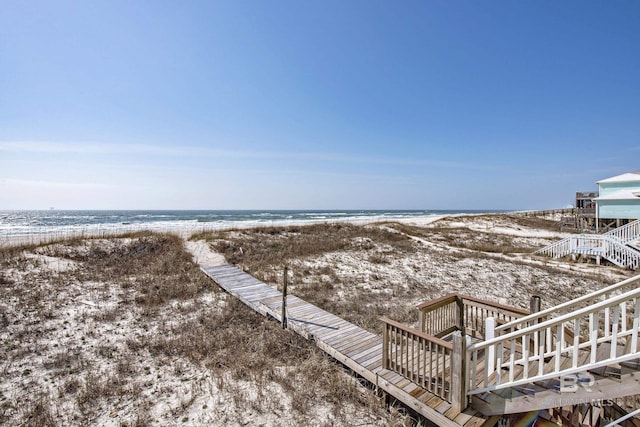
[
  {"xmin": 451, "ymin": 331, "xmax": 468, "ymax": 412},
  {"xmin": 456, "ymin": 296, "xmax": 465, "ymax": 332},
  {"xmin": 282, "ymin": 266, "xmax": 288, "ymax": 329},
  {"xmin": 530, "ymin": 295, "xmax": 541, "ymax": 321},
  {"xmin": 418, "ymin": 308, "xmax": 424, "ymax": 333},
  {"xmin": 382, "ymin": 321, "xmax": 389, "ymax": 369},
  {"xmin": 530, "ymin": 295, "xmax": 542, "ymax": 354},
  {"xmin": 485, "ymin": 317, "xmax": 496, "ymax": 375}
]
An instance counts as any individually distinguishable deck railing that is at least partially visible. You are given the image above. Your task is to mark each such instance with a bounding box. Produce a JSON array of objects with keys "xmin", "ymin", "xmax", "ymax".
[
  {"xmin": 496, "ymin": 275, "xmax": 640, "ymax": 335},
  {"xmin": 416, "ymin": 294, "xmax": 461, "ymax": 337},
  {"xmin": 535, "ymin": 234, "xmax": 640, "ymax": 269},
  {"xmin": 417, "ymin": 293, "xmax": 529, "ymax": 339},
  {"xmin": 604, "ymin": 219, "xmax": 640, "ymax": 244},
  {"xmin": 467, "ymin": 284, "xmax": 640, "ymax": 395},
  {"xmin": 382, "ymin": 316, "xmax": 456, "ymax": 403}
]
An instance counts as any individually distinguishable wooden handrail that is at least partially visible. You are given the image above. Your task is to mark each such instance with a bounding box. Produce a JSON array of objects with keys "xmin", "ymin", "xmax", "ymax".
[
  {"xmin": 460, "ymin": 295, "xmax": 529, "ymax": 316},
  {"xmin": 381, "ymin": 316, "xmax": 453, "ymax": 349},
  {"xmin": 416, "ymin": 293, "xmax": 458, "ymax": 311},
  {"xmin": 417, "ymin": 293, "xmax": 529, "ymax": 339},
  {"xmin": 381, "ymin": 316, "xmax": 457, "ymax": 405},
  {"xmin": 417, "ymin": 293, "xmax": 529, "ymax": 317}
]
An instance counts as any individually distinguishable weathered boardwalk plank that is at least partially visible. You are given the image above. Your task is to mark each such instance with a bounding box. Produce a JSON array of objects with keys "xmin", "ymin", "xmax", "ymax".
[{"xmin": 201, "ymin": 264, "xmax": 489, "ymax": 427}]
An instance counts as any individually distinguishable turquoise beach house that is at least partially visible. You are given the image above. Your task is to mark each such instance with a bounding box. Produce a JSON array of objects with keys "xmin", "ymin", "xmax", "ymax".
[{"xmin": 594, "ymin": 170, "xmax": 640, "ymax": 225}]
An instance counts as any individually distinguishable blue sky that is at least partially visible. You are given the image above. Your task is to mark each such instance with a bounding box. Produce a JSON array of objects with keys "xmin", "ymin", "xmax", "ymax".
[{"xmin": 1, "ymin": 0, "xmax": 639, "ymax": 210}]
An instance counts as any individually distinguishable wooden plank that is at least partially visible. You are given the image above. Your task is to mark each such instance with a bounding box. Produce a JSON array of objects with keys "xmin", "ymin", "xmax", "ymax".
[
  {"xmin": 294, "ymin": 313, "xmax": 345, "ymax": 330},
  {"xmin": 327, "ymin": 329, "xmax": 373, "ymax": 348},
  {"xmin": 360, "ymin": 350, "xmax": 384, "ymax": 368},
  {"xmin": 363, "ymin": 357, "xmax": 384, "ymax": 371},
  {"xmin": 332, "ymin": 335, "xmax": 378, "ymax": 356},
  {"xmin": 237, "ymin": 290, "xmax": 281, "ymax": 302},
  {"xmin": 444, "ymin": 405, "xmax": 462, "ymax": 419},
  {"xmin": 348, "ymin": 337, "xmax": 382, "ymax": 355},
  {"xmin": 323, "ymin": 325, "xmax": 369, "ymax": 343},
  {"xmin": 284, "ymin": 307, "xmax": 337, "ymax": 323},
  {"xmin": 313, "ymin": 323, "xmax": 361, "ymax": 342},
  {"xmin": 284, "ymin": 302, "xmax": 324, "ymax": 314},
  {"xmin": 453, "ymin": 409, "xmax": 476, "ymax": 425},
  {"xmin": 314, "ymin": 339, "xmax": 377, "ymax": 384},
  {"xmin": 287, "ymin": 313, "xmax": 342, "ymax": 330},
  {"xmin": 218, "ymin": 278, "xmax": 264, "ymax": 288},
  {"xmin": 342, "ymin": 336, "xmax": 381, "ymax": 356},
  {"xmin": 352, "ymin": 343, "xmax": 383, "ymax": 363}
]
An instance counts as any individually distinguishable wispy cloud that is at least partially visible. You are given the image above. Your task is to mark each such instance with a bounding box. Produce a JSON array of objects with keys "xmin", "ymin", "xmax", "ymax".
[
  {"xmin": 0, "ymin": 141, "xmax": 200, "ymax": 156},
  {"xmin": 0, "ymin": 140, "xmax": 501, "ymax": 171},
  {"xmin": 0, "ymin": 177, "xmax": 116, "ymax": 190}
]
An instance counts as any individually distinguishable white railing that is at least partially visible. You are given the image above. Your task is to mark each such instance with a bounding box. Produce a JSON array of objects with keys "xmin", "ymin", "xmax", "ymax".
[
  {"xmin": 604, "ymin": 219, "xmax": 640, "ymax": 244},
  {"xmin": 535, "ymin": 235, "xmax": 604, "ymax": 259},
  {"xmin": 496, "ymin": 275, "xmax": 640, "ymax": 334},
  {"xmin": 604, "ymin": 237, "xmax": 640, "ymax": 269},
  {"xmin": 467, "ymin": 283, "xmax": 640, "ymax": 395},
  {"xmin": 535, "ymin": 234, "xmax": 640, "ymax": 269}
]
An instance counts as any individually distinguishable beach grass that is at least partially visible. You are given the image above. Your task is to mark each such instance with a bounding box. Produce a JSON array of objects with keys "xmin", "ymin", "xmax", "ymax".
[
  {"xmin": 1, "ymin": 214, "xmax": 637, "ymax": 425},
  {"xmin": 0, "ymin": 232, "xmax": 410, "ymax": 426}
]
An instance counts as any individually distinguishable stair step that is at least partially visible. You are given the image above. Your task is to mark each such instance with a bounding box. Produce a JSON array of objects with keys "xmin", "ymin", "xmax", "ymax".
[
  {"xmin": 620, "ymin": 359, "xmax": 640, "ymax": 369},
  {"xmin": 589, "ymin": 365, "xmax": 622, "ymax": 380}
]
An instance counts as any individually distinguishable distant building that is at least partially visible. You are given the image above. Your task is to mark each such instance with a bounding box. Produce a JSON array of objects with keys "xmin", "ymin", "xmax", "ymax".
[
  {"xmin": 570, "ymin": 191, "xmax": 598, "ymax": 230},
  {"xmin": 594, "ymin": 170, "xmax": 640, "ymax": 228},
  {"xmin": 575, "ymin": 191, "xmax": 598, "ymax": 212}
]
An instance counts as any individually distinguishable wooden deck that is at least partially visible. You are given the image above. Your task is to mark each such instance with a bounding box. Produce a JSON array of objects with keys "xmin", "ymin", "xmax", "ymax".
[{"xmin": 202, "ymin": 264, "xmax": 493, "ymax": 427}]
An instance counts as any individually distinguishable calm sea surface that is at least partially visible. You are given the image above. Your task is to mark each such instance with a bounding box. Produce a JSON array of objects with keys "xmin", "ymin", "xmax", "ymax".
[{"xmin": 0, "ymin": 210, "xmax": 504, "ymax": 237}]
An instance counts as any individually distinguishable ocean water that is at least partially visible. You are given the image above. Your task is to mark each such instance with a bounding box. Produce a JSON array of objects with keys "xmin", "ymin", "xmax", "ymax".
[{"xmin": 0, "ymin": 209, "xmax": 500, "ymax": 238}]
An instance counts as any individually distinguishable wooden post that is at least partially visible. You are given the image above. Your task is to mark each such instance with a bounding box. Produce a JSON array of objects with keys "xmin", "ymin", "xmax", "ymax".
[
  {"xmin": 530, "ymin": 295, "xmax": 541, "ymax": 319},
  {"xmin": 282, "ymin": 266, "xmax": 288, "ymax": 329},
  {"xmin": 382, "ymin": 321, "xmax": 389, "ymax": 369},
  {"xmin": 456, "ymin": 296, "xmax": 465, "ymax": 332},
  {"xmin": 451, "ymin": 331, "xmax": 468, "ymax": 413}
]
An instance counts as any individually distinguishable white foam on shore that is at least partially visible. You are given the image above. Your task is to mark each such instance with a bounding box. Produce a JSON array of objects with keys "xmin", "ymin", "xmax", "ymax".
[{"xmin": 0, "ymin": 214, "xmax": 450, "ymax": 248}]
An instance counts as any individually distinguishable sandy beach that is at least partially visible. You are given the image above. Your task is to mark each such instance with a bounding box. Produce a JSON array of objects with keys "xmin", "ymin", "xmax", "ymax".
[{"xmin": 0, "ymin": 212, "xmax": 636, "ymax": 426}]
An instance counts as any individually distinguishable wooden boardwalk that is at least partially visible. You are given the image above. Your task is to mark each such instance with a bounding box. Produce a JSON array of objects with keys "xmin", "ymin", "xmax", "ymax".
[{"xmin": 202, "ymin": 264, "xmax": 492, "ymax": 427}]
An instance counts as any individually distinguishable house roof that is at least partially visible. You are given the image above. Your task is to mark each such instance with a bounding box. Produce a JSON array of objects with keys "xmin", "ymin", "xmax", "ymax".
[
  {"xmin": 594, "ymin": 189, "xmax": 640, "ymax": 201},
  {"xmin": 596, "ymin": 170, "xmax": 640, "ymax": 184}
]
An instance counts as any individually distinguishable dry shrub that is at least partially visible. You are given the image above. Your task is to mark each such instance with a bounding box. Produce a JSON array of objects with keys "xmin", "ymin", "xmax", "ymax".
[
  {"xmin": 146, "ymin": 298, "xmax": 311, "ymax": 376},
  {"xmin": 208, "ymin": 223, "xmax": 416, "ymax": 270},
  {"xmin": 19, "ymin": 394, "xmax": 56, "ymax": 427},
  {"xmin": 76, "ymin": 371, "xmax": 131, "ymax": 414},
  {"xmin": 52, "ymin": 233, "xmax": 214, "ymax": 307},
  {"xmin": 43, "ymin": 350, "xmax": 86, "ymax": 372},
  {"xmin": 142, "ymin": 296, "xmax": 391, "ymax": 421},
  {"xmin": 391, "ymin": 223, "xmax": 534, "ymax": 253},
  {"xmin": 505, "ymin": 214, "xmax": 576, "ymax": 232}
]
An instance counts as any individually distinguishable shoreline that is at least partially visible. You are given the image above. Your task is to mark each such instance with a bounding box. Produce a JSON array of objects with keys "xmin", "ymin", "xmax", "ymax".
[
  {"xmin": 0, "ymin": 214, "xmax": 452, "ymax": 248},
  {"xmin": 1, "ymin": 207, "xmax": 572, "ymax": 245}
]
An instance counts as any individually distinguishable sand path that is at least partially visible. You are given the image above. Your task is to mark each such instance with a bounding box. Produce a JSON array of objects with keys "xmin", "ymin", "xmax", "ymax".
[{"xmin": 184, "ymin": 239, "xmax": 226, "ymax": 267}]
